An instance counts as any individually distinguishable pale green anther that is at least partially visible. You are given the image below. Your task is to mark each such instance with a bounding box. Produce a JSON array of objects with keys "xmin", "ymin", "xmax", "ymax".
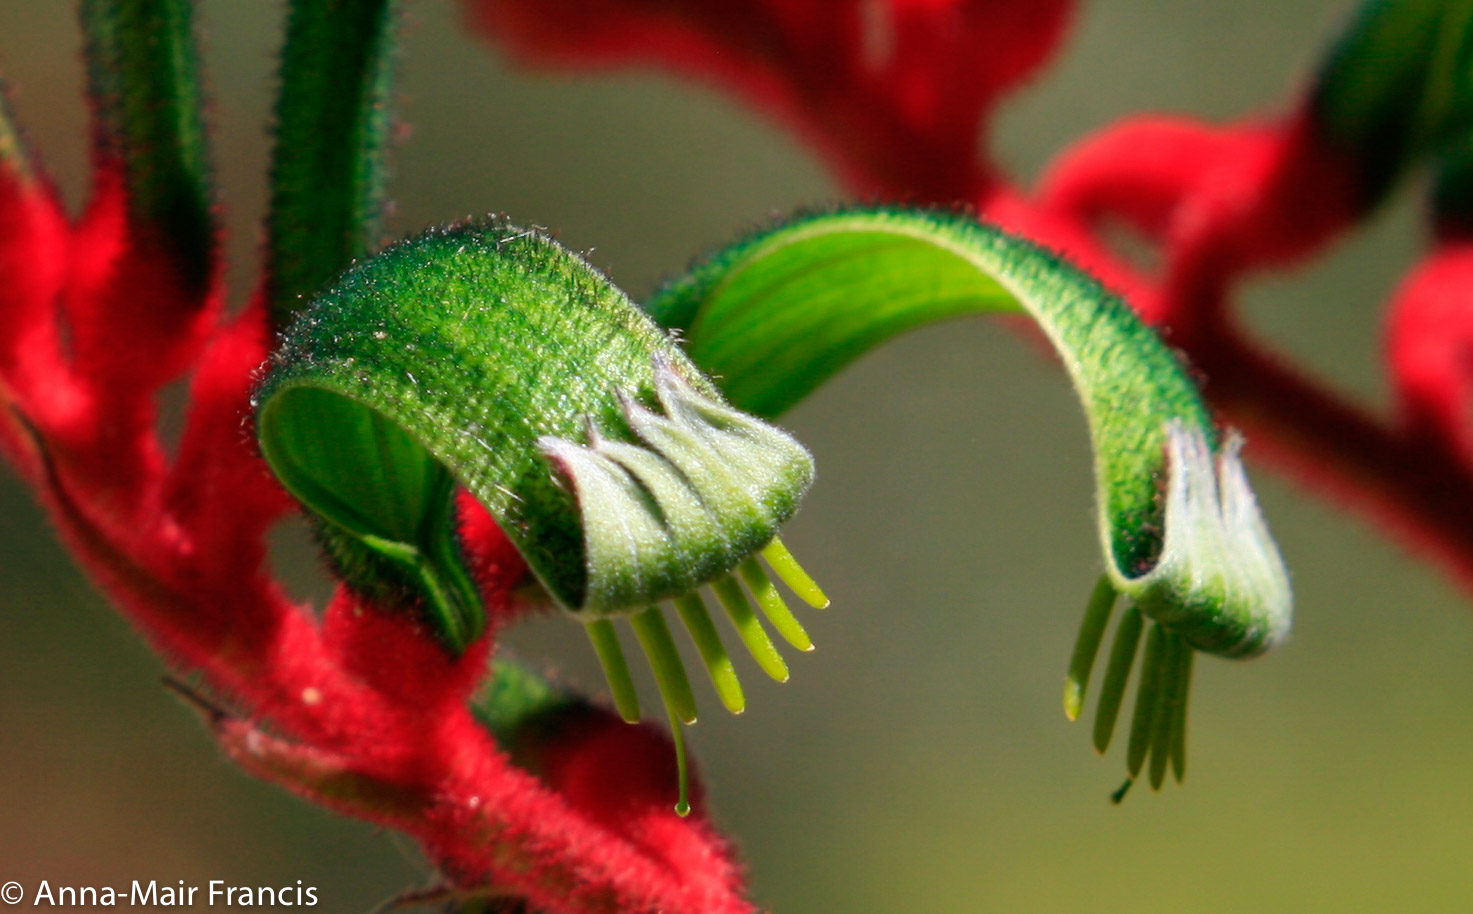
[
  {"xmin": 674, "ymin": 592, "xmax": 746, "ymax": 714},
  {"xmin": 1064, "ymin": 576, "xmax": 1117, "ymax": 721},
  {"xmin": 1093, "ymin": 606, "xmax": 1144, "ymax": 755},
  {"xmin": 586, "ymin": 620, "xmax": 641, "ymax": 723},
  {"xmin": 739, "ymin": 558, "xmax": 812, "ymax": 651},
  {"xmin": 1127, "ymin": 624, "xmax": 1168, "ymax": 779},
  {"xmin": 762, "ymin": 538, "xmax": 830, "ymax": 608},
  {"xmin": 712, "ymin": 575, "xmax": 789, "ymax": 682}
]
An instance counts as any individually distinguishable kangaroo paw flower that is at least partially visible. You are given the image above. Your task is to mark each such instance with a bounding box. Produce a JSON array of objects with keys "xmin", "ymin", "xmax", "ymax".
[
  {"xmin": 256, "ymin": 218, "xmax": 826, "ymax": 813},
  {"xmin": 647, "ymin": 205, "xmax": 1294, "ymax": 795},
  {"xmin": 1067, "ymin": 421, "xmax": 1290, "ymax": 795}
]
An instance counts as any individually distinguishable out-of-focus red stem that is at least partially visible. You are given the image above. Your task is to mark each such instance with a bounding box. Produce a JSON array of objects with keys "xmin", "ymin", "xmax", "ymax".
[{"xmin": 782, "ymin": 86, "xmax": 1473, "ymax": 599}]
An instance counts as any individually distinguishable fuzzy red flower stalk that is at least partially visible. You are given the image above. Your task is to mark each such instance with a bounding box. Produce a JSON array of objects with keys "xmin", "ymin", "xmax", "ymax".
[
  {"xmin": 470, "ymin": 0, "xmax": 1071, "ymax": 200},
  {"xmin": 0, "ymin": 2, "xmax": 757, "ymax": 911}
]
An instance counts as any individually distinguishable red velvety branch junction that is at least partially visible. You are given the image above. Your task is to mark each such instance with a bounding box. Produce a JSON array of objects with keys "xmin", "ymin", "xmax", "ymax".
[
  {"xmin": 0, "ymin": 16, "xmax": 751, "ymax": 914},
  {"xmin": 470, "ymin": 0, "xmax": 1473, "ymax": 598}
]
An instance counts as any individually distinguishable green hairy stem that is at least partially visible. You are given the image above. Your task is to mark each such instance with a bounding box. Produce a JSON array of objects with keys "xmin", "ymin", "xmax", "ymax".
[
  {"xmin": 267, "ymin": 0, "xmax": 399, "ymax": 325},
  {"xmin": 81, "ymin": 0, "xmax": 214, "ymax": 288}
]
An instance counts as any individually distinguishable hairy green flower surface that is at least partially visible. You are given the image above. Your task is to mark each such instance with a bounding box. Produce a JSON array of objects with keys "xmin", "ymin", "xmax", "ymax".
[
  {"xmin": 257, "ymin": 204, "xmax": 1291, "ymax": 805},
  {"xmin": 651, "ymin": 207, "xmax": 1293, "ymax": 792},
  {"xmin": 256, "ymin": 218, "xmax": 828, "ymax": 813}
]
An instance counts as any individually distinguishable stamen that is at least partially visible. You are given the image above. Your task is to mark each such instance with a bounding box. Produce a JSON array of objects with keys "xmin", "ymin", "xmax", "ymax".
[
  {"xmin": 761, "ymin": 537, "xmax": 829, "ymax": 608},
  {"xmin": 1170, "ymin": 646, "xmax": 1195, "ymax": 783},
  {"xmin": 673, "ymin": 592, "xmax": 746, "ymax": 714},
  {"xmin": 711, "ymin": 575, "xmax": 789, "ymax": 682},
  {"xmin": 1149, "ymin": 632, "xmax": 1187, "ymax": 790},
  {"xmin": 1064, "ymin": 576, "xmax": 1117, "ymax": 720},
  {"xmin": 630, "ymin": 607, "xmax": 698, "ymax": 725},
  {"xmin": 586, "ymin": 619, "xmax": 640, "ymax": 723},
  {"xmin": 1126, "ymin": 623, "xmax": 1168, "ymax": 779},
  {"xmin": 1093, "ymin": 605, "xmax": 1143, "ymax": 754},
  {"xmin": 739, "ymin": 558, "xmax": 813, "ymax": 651},
  {"xmin": 629, "ymin": 606, "xmax": 697, "ymax": 817}
]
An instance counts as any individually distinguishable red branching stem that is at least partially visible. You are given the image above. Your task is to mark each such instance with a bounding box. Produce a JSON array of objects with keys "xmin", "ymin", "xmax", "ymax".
[{"xmin": 0, "ymin": 78, "xmax": 752, "ymax": 912}]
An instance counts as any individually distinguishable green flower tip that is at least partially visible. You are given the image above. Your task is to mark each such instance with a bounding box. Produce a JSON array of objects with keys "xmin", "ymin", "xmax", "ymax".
[
  {"xmin": 253, "ymin": 217, "xmax": 828, "ymax": 815},
  {"xmin": 541, "ymin": 358, "xmax": 830, "ymax": 815},
  {"xmin": 1066, "ymin": 422, "xmax": 1291, "ymax": 796}
]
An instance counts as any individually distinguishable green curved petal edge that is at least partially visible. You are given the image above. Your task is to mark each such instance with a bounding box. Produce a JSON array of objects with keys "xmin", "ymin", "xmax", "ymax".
[
  {"xmin": 647, "ymin": 206, "xmax": 1292, "ymax": 659},
  {"xmin": 255, "ymin": 218, "xmax": 813, "ymax": 646}
]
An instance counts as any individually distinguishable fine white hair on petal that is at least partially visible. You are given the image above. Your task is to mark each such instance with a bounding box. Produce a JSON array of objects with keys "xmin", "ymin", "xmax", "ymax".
[
  {"xmin": 537, "ymin": 364, "xmax": 814, "ymax": 616},
  {"xmin": 1117, "ymin": 420, "xmax": 1292, "ymax": 657},
  {"xmin": 1214, "ymin": 431, "xmax": 1292, "ymax": 650}
]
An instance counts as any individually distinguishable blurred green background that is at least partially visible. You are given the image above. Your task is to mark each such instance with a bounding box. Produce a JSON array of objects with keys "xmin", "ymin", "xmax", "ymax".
[{"xmin": 4, "ymin": 1, "xmax": 1473, "ymax": 911}]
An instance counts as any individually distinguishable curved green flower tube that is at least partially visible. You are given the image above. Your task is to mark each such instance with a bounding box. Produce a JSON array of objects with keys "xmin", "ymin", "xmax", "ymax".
[
  {"xmin": 649, "ymin": 206, "xmax": 1293, "ymax": 794},
  {"xmin": 255, "ymin": 218, "xmax": 828, "ymax": 815},
  {"xmin": 257, "ymin": 206, "xmax": 1290, "ymax": 805}
]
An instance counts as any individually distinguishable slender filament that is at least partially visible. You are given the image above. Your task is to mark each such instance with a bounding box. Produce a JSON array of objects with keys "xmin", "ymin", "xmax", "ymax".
[
  {"xmin": 1149, "ymin": 632, "xmax": 1187, "ymax": 790},
  {"xmin": 1093, "ymin": 605, "xmax": 1144, "ymax": 754},
  {"xmin": 586, "ymin": 619, "xmax": 640, "ymax": 723},
  {"xmin": 711, "ymin": 575, "xmax": 789, "ymax": 682},
  {"xmin": 1170, "ymin": 643, "xmax": 1195, "ymax": 783},
  {"xmin": 629, "ymin": 607, "xmax": 697, "ymax": 817},
  {"xmin": 1127, "ymin": 623, "xmax": 1168, "ymax": 778},
  {"xmin": 761, "ymin": 537, "xmax": 829, "ymax": 608},
  {"xmin": 674, "ymin": 592, "xmax": 746, "ymax": 714},
  {"xmin": 630, "ymin": 607, "xmax": 698, "ymax": 725},
  {"xmin": 739, "ymin": 557, "xmax": 812, "ymax": 651},
  {"xmin": 657, "ymin": 702, "xmax": 692, "ymax": 818}
]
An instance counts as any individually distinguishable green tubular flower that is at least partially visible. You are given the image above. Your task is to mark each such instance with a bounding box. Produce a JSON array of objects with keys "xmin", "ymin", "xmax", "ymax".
[
  {"xmin": 648, "ymin": 206, "xmax": 1293, "ymax": 795},
  {"xmin": 255, "ymin": 218, "xmax": 828, "ymax": 815},
  {"xmin": 257, "ymin": 203, "xmax": 1292, "ymax": 805}
]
